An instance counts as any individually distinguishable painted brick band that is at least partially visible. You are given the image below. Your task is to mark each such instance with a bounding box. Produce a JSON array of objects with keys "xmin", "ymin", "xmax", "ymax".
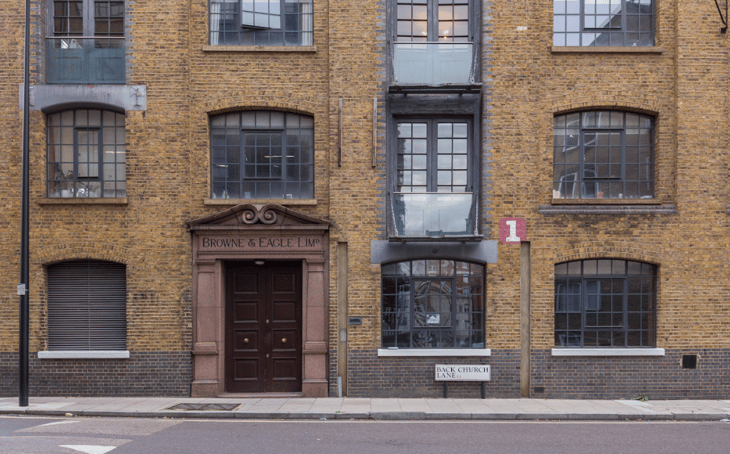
[
  {"xmin": 531, "ymin": 349, "xmax": 730, "ymax": 400},
  {"xmin": 0, "ymin": 352, "xmax": 191, "ymax": 397},
  {"xmin": 344, "ymin": 349, "xmax": 519, "ymax": 398}
]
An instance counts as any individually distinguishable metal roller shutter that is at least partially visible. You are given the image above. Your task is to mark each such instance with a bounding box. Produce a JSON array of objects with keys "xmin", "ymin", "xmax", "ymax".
[{"xmin": 47, "ymin": 260, "xmax": 127, "ymax": 350}]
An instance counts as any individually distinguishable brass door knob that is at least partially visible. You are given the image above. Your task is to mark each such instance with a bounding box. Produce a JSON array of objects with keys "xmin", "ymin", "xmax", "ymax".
[
  {"xmin": 281, "ymin": 338, "xmax": 287, "ymax": 343},
  {"xmin": 244, "ymin": 338, "xmax": 249, "ymax": 344}
]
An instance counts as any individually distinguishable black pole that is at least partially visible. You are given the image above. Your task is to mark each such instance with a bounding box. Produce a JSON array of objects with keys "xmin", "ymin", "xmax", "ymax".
[{"xmin": 19, "ymin": 0, "xmax": 31, "ymax": 407}]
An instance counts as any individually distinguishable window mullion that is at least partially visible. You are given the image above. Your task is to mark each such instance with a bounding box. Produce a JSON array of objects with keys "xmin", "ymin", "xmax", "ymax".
[
  {"xmin": 620, "ymin": 128, "xmax": 626, "ymax": 198},
  {"xmin": 427, "ymin": 119, "xmax": 436, "ymax": 192},
  {"xmin": 447, "ymin": 270, "xmax": 452, "ymax": 348},
  {"xmin": 239, "ymin": 128, "xmax": 246, "ymax": 196},
  {"xmin": 622, "ymin": 277, "xmax": 628, "ymax": 348},
  {"xmin": 580, "ymin": 277, "xmax": 586, "ymax": 347},
  {"xmin": 428, "ymin": 0, "xmax": 437, "ymax": 41},
  {"xmin": 579, "ymin": 128, "xmax": 585, "ymax": 194},
  {"xmin": 85, "ymin": 0, "xmax": 95, "ymax": 37},
  {"xmin": 96, "ymin": 125, "xmax": 103, "ymax": 186},
  {"xmin": 73, "ymin": 127, "xmax": 80, "ymax": 188}
]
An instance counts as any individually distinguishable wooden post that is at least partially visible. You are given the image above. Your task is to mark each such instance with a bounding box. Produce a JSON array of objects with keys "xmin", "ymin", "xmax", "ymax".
[
  {"xmin": 337, "ymin": 243, "xmax": 348, "ymax": 396},
  {"xmin": 520, "ymin": 242, "xmax": 531, "ymax": 398}
]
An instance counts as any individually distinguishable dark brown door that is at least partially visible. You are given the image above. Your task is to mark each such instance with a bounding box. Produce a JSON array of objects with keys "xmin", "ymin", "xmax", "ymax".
[{"xmin": 225, "ymin": 262, "xmax": 302, "ymax": 393}]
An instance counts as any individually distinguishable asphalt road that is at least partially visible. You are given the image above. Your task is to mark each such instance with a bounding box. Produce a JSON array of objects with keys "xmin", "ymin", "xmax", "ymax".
[{"xmin": 1, "ymin": 415, "xmax": 729, "ymax": 454}]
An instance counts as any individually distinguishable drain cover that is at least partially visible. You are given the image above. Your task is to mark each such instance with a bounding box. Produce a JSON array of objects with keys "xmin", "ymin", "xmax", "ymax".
[{"xmin": 166, "ymin": 403, "xmax": 240, "ymax": 411}]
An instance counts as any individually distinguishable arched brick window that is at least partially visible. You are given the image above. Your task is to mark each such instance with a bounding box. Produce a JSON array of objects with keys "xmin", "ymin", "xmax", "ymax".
[
  {"xmin": 210, "ymin": 111, "xmax": 314, "ymax": 200},
  {"xmin": 553, "ymin": 111, "xmax": 654, "ymax": 199}
]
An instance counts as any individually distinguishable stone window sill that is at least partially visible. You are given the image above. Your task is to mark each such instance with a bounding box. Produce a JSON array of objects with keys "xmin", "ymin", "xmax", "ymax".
[
  {"xmin": 540, "ymin": 203, "xmax": 676, "ymax": 215},
  {"xmin": 551, "ymin": 348, "xmax": 665, "ymax": 357},
  {"xmin": 37, "ymin": 198, "xmax": 128, "ymax": 205},
  {"xmin": 202, "ymin": 45, "xmax": 316, "ymax": 53},
  {"xmin": 378, "ymin": 348, "xmax": 491, "ymax": 357},
  {"xmin": 203, "ymin": 198, "xmax": 317, "ymax": 206},
  {"xmin": 38, "ymin": 350, "xmax": 130, "ymax": 359},
  {"xmin": 551, "ymin": 46, "xmax": 664, "ymax": 54}
]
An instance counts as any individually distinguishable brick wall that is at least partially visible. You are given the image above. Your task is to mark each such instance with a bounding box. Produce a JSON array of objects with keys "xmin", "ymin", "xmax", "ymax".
[
  {"xmin": 0, "ymin": 352, "xmax": 191, "ymax": 397},
  {"xmin": 532, "ymin": 349, "xmax": 730, "ymax": 400},
  {"xmin": 345, "ymin": 349, "xmax": 519, "ymax": 398}
]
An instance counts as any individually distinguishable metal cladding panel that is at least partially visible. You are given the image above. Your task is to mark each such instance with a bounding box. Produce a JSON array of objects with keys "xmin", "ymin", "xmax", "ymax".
[{"xmin": 47, "ymin": 260, "xmax": 126, "ymax": 351}]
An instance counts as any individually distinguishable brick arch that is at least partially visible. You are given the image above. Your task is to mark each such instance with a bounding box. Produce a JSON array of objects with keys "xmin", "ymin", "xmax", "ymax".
[
  {"xmin": 550, "ymin": 96, "xmax": 661, "ymax": 117},
  {"xmin": 204, "ymin": 99, "xmax": 318, "ymax": 118},
  {"xmin": 552, "ymin": 241, "xmax": 661, "ymax": 266},
  {"xmin": 38, "ymin": 244, "xmax": 130, "ymax": 267}
]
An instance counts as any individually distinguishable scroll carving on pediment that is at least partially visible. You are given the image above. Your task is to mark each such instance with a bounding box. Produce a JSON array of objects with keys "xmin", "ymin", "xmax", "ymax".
[
  {"xmin": 241, "ymin": 205, "xmax": 278, "ymax": 225},
  {"xmin": 187, "ymin": 203, "xmax": 331, "ymax": 230}
]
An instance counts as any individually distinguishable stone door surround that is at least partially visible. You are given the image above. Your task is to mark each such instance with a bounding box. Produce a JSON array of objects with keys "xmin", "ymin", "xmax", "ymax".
[{"xmin": 187, "ymin": 204, "xmax": 331, "ymax": 397}]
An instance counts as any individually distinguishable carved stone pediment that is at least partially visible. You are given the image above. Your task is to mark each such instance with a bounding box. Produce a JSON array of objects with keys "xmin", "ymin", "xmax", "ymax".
[{"xmin": 187, "ymin": 204, "xmax": 331, "ymax": 232}]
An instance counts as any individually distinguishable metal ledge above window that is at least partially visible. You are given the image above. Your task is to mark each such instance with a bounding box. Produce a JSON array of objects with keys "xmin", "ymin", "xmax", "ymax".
[
  {"xmin": 38, "ymin": 350, "xmax": 130, "ymax": 359},
  {"xmin": 389, "ymin": 234, "xmax": 483, "ymax": 243},
  {"xmin": 388, "ymin": 83, "xmax": 482, "ymax": 95},
  {"xmin": 552, "ymin": 348, "xmax": 665, "ymax": 357}
]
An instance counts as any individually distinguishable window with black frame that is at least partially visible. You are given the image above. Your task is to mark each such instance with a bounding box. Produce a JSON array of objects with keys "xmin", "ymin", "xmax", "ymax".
[
  {"xmin": 396, "ymin": 0, "xmax": 470, "ymax": 42},
  {"xmin": 553, "ymin": 0, "xmax": 654, "ymax": 47},
  {"xmin": 381, "ymin": 259, "xmax": 484, "ymax": 349},
  {"xmin": 209, "ymin": 0, "xmax": 313, "ymax": 46},
  {"xmin": 391, "ymin": 119, "xmax": 476, "ymax": 237},
  {"xmin": 554, "ymin": 259, "xmax": 656, "ymax": 348},
  {"xmin": 553, "ymin": 111, "xmax": 654, "ymax": 199},
  {"xmin": 210, "ymin": 111, "xmax": 314, "ymax": 200},
  {"xmin": 47, "ymin": 109, "xmax": 126, "ymax": 198}
]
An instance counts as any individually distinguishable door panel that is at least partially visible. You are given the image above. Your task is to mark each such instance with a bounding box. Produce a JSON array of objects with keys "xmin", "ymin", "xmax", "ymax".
[{"xmin": 226, "ymin": 262, "xmax": 302, "ymax": 393}]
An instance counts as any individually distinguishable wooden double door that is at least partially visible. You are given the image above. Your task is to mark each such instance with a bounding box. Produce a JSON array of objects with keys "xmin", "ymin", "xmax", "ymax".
[{"xmin": 225, "ymin": 261, "xmax": 302, "ymax": 393}]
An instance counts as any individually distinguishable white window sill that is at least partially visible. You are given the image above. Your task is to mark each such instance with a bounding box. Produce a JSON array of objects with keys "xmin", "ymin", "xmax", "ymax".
[
  {"xmin": 378, "ymin": 348, "xmax": 491, "ymax": 357},
  {"xmin": 38, "ymin": 351, "xmax": 130, "ymax": 359},
  {"xmin": 551, "ymin": 348, "xmax": 665, "ymax": 357}
]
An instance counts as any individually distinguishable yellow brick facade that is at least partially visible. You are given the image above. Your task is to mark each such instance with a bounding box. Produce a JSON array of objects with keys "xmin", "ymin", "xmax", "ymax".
[{"xmin": 0, "ymin": 0, "xmax": 728, "ymax": 398}]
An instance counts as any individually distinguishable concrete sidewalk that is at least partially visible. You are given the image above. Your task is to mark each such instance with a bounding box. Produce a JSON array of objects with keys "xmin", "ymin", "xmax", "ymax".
[{"xmin": 1, "ymin": 397, "xmax": 730, "ymax": 421}]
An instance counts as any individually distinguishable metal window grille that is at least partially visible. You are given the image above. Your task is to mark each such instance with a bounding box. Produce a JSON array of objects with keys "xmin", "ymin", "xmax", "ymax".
[
  {"xmin": 381, "ymin": 260, "xmax": 485, "ymax": 348},
  {"xmin": 553, "ymin": 0, "xmax": 654, "ymax": 47},
  {"xmin": 553, "ymin": 111, "xmax": 654, "ymax": 199},
  {"xmin": 47, "ymin": 260, "xmax": 127, "ymax": 351},
  {"xmin": 210, "ymin": 111, "xmax": 314, "ymax": 199},
  {"xmin": 554, "ymin": 259, "xmax": 657, "ymax": 348}
]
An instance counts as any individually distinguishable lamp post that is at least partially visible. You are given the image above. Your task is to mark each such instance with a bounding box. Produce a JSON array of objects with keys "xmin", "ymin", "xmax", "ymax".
[{"xmin": 19, "ymin": 0, "xmax": 31, "ymax": 407}]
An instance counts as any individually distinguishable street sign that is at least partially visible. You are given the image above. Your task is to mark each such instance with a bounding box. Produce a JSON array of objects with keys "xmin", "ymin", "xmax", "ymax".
[{"xmin": 435, "ymin": 364, "xmax": 491, "ymax": 381}]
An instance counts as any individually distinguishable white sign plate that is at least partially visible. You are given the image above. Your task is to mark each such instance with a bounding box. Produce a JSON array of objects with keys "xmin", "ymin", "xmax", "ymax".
[{"xmin": 435, "ymin": 364, "xmax": 491, "ymax": 381}]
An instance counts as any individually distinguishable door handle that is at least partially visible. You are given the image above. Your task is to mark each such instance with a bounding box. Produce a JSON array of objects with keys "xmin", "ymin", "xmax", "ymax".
[
  {"xmin": 243, "ymin": 338, "xmax": 249, "ymax": 344},
  {"xmin": 281, "ymin": 338, "xmax": 287, "ymax": 344}
]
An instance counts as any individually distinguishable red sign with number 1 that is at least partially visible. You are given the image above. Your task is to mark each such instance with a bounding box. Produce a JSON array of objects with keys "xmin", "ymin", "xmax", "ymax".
[{"xmin": 499, "ymin": 218, "xmax": 526, "ymax": 244}]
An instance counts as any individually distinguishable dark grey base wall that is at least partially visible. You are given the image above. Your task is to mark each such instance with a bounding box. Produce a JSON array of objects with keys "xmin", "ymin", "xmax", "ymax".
[
  {"xmin": 0, "ymin": 352, "xmax": 191, "ymax": 397},
  {"xmin": 532, "ymin": 349, "xmax": 730, "ymax": 399},
  {"xmin": 341, "ymin": 349, "xmax": 520, "ymax": 398}
]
